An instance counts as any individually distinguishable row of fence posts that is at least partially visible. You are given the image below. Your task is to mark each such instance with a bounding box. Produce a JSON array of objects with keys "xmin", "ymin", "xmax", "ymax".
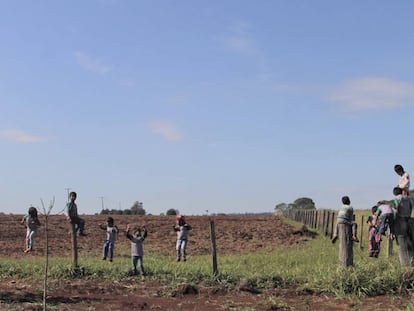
[
  {"xmin": 283, "ymin": 209, "xmax": 399, "ymax": 268},
  {"xmin": 284, "ymin": 209, "xmax": 337, "ymax": 239}
]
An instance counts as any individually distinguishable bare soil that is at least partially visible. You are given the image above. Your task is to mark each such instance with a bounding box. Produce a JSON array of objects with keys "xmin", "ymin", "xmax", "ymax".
[{"xmin": 0, "ymin": 214, "xmax": 409, "ymax": 310}]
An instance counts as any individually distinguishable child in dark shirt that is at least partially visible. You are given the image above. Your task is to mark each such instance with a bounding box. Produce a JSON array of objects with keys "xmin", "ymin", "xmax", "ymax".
[{"xmin": 64, "ymin": 191, "xmax": 86, "ymax": 236}]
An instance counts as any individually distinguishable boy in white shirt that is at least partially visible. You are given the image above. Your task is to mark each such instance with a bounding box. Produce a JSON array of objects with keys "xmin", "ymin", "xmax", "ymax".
[{"xmin": 395, "ymin": 164, "xmax": 410, "ymax": 196}]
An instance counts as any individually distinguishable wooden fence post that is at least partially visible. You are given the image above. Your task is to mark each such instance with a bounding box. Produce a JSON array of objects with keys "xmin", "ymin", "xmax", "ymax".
[
  {"xmin": 71, "ymin": 223, "xmax": 79, "ymax": 269},
  {"xmin": 330, "ymin": 212, "xmax": 336, "ymax": 239},
  {"xmin": 316, "ymin": 210, "xmax": 320, "ymax": 229},
  {"xmin": 387, "ymin": 232, "xmax": 393, "ymax": 257},
  {"xmin": 360, "ymin": 215, "xmax": 364, "ymax": 250},
  {"xmin": 210, "ymin": 220, "xmax": 218, "ymax": 275},
  {"xmin": 338, "ymin": 223, "xmax": 353, "ymax": 268},
  {"xmin": 395, "ymin": 217, "xmax": 414, "ymax": 266}
]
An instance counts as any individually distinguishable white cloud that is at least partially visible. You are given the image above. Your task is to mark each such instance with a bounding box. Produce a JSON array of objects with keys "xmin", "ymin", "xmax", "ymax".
[
  {"xmin": 148, "ymin": 121, "xmax": 183, "ymax": 142},
  {"xmin": 329, "ymin": 77, "xmax": 414, "ymax": 112},
  {"xmin": 218, "ymin": 20, "xmax": 271, "ymax": 80},
  {"xmin": 74, "ymin": 51, "xmax": 111, "ymax": 74},
  {"xmin": 0, "ymin": 129, "xmax": 46, "ymax": 143}
]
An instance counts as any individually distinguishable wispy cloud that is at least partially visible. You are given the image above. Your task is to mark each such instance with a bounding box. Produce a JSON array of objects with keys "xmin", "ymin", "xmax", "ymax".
[
  {"xmin": 0, "ymin": 129, "xmax": 46, "ymax": 143},
  {"xmin": 219, "ymin": 20, "xmax": 270, "ymax": 80},
  {"xmin": 329, "ymin": 77, "xmax": 414, "ymax": 112},
  {"xmin": 74, "ymin": 51, "xmax": 111, "ymax": 74},
  {"xmin": 148, "ymin": 120, "xmax": 183, "ymax": 142}
]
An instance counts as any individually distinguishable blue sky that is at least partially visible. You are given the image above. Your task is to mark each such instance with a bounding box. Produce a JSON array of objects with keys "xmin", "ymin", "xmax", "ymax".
[{"xmin": 1, "ymin": 1, "xmax": 414, "ymax": 215}]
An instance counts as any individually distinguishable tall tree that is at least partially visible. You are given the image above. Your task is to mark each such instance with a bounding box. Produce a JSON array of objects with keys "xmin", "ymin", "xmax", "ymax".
[
  {"xmin": 274, "ymin": 203, "xmax": 288, "ymax": 213},
  {"xmin": 130, "ymin": 201, "xmax": 146, "ymax": 215},
  {"xmin": 293, "ymin": 197, "xmax": 315, "ymax": 209}
]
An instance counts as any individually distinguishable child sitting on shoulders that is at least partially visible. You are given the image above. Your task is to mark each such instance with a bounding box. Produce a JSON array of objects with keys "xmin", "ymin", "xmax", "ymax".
[{"xmin": 394, "ymin": 164, "xmax": 410, "ymax": 196}]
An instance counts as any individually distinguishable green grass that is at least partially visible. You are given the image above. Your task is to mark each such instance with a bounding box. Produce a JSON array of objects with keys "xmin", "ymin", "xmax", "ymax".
[{"xmin": 1, "ymin": 216, "xmax": 414, "ymax": 298}]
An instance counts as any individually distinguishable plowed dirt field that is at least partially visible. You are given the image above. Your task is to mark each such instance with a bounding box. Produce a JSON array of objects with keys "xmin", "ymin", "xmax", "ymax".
[{"xmin": 0, "ymin": 214, "xmax": 408, "ymax": 310}]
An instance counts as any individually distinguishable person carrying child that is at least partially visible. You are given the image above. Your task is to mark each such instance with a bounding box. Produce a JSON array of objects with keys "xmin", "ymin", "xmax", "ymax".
[
  {"xmin": 21, "ymin": 206, "xmax": 41, "ymax": 253},
  {"xmin": 373, "ymin": 201, "xmax": 394, "ymax": 237},
  {"xmin": 393, "ymin": 187, "xmax": 413, "ymax": 233},
  {"xmin": 392, "ymin": 186, "xmax": 414, "ymax": 265},
  {"xmin": 332, "ymin": 196, "xmax": 359, "ymax": 243},
  {"xmin": 173, "ymin": 215, "xmax": 192, "ymax": 262},
  {"xmin": 99, "ymin": 217, "xmax": 119, "ymax": 262},
  {"xmin": 126, "ymin": 224, "xmax": 148, "ymax": 280},
  {"xmin": 367, "ymin": 207, "xmax": 381, "ymax": 257},
  {"xmin": 64, "ymin": 191, "xmax": 86, "ymax": 236}
]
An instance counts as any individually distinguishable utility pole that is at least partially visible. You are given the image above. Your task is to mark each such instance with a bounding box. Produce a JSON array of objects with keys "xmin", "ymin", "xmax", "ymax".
[{"xmin": 100, "ymin": 196, "xmax": 104, "ymax": 211}]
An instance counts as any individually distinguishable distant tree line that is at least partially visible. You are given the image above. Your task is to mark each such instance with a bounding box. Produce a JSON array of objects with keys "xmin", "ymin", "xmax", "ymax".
[
  {"xmin": 166, "ymin": 208, "xmax": 178, "ymax": 215},
  {"xmin": 100, "ymin": 201, "xmax": 146, "ymax": 215},
  {"xmin": 275, "ymin": 190, "xmax": 414, "ymax": 214}
]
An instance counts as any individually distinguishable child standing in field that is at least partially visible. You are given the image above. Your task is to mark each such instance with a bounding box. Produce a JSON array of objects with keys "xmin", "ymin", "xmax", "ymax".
[
  {"xmin": 367, "ymin": 207, "xmax": 381, "ymax": 257},
  {"xmin": 126, "ymin": 224, "xmax": 147, "ymax": 280},
  {"xmin": 332, "ymin": 196, "xmax": 359, "ymax": 243},
  {"xmin": 99, "ymin": 217, "xmax": 119, "ymax": 262},
  {"xmin": 395, "ymin": 164, "xmax": 410, "ymax": 196},
  {"xmin": 173, "ymin": 215, "xmax": 192, "ymax": 262},
  {"xmin": 21, "ymin": 206, "xmax": 41, "ymax": 253},
  {"xmin": 64, "ymin": 191, "xmax": 86, "ymax": 236}
]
